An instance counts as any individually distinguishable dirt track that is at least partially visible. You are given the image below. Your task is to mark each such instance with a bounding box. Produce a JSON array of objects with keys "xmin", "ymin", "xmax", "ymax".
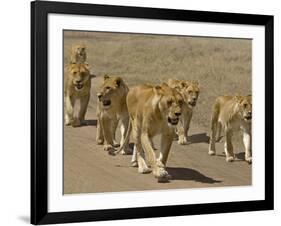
[{"xmin": 63, "ymin": 31, "xmax": 251, "ymax": 194}]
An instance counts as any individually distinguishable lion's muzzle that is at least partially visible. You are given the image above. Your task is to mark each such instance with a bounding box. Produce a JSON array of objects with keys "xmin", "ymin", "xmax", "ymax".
[
  {"xmin": 244, "ymin": 112, "xmax": 252, "ymax": 121},
  {"xmin": 74, "ymin": 83, "xmax": 84, "ymax": 91},
  {"xmin": 102, "ymin": 100, "xmax": 111, "ymax": 107},
  {"xmin": 168, "ymin": 117, "xmax": 179, "ymax": 125},
  {"xmin": 188, "ymin": 99, "xmax": 197, "ymax": 107}
]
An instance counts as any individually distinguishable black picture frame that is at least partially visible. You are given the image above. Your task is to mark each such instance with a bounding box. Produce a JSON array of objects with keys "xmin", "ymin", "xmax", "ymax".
[{"xmin": 31, "ymin": 0, "xmax": 274, "ymax": 224}]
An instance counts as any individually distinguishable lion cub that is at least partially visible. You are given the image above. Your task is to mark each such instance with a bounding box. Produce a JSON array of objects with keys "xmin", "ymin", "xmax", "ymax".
[
  {"xmin": 70, "ymin": 44, "xmax": 87, "ymax": 64},
  {"xmin": 96, "ymin": 75, "xmax": 131, "ymax": 154},
  {"xmin": 64, "ymin": 63, "xmax": 91, "ymax": 127},
  {"xmin": 208, "ymin": 95, "xmax": 252, "ymax": 163},
  {"xmin": 167, "ymin": 79, "xmax": 200, "ymax": 145}
]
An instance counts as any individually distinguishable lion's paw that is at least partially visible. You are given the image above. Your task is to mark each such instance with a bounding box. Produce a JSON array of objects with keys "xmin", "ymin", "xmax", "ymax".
[
  {"xmin": 65, "ymin": 117, "xmax": 73, "ymax": 126},
  {"xmin": 138, "ymin": 166, "xmax": 152, "ymax": 174},
  {"xmin": 65, "ymin": 121, "xmax": 71, "ymax": 126},
  {"xmin": 120, "ymin": 150, "xmax": 126, "ymax": 155},
  {"xmin": 96, "ymin": 139, "xmax": 104, "ymax": 145},
  {"xmin": 113, "ymin": 142, "xmax": 120, "ymax": 148},
  {"xmin": 245, "ymin": 156, "xmax": 252, "ymax": 164},
  {"xmin": 153, "ymin": 167, "xmax": 169, "ymax": 179},
  {"xmin": 71, "ymin": 118, "xmax": 81, "ymax": 127},
  {"xmin": 103, "ymin": 144, "xmax": 115, "ymax": 152},
  {"xmin": 131, "ymin": 161, "xmax": 138, "ymax": 167},
  {"xmin": 178, "ymin": 136, "xmax": 188, "ymax": 145},
  {"xmin": 208, "ymin": 150, "xmax": 216, "ymax": 156},
  {"xmin": 226, "ymin": 156, "xmax": 234, "ymax": 162}
]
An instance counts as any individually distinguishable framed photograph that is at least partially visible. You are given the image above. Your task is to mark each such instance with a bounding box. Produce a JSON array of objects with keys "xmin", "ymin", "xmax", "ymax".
[{"xmin": 31, "ymin": 0, "xmax": 274, "ymax": 224}]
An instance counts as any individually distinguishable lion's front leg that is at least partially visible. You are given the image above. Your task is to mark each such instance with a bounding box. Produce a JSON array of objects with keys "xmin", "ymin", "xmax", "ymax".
[
  {"xmin": 159, "ymin": 132, "xmax": 173, "ymax": 166},
  {"xmin": 109, "ymin": 117, "xmax": 119, "ymax": 148},
  {"xmin": 208, "ymin": 116, "xmax": 218, "ymax": 156},
  {"xmin": 224, "ymin": 130, "xmax": 234, "ymax": 162},
  {"xmin": 65, "ymin": 95, "xmax": 75, "ymax": 126},
  {"xmin": 100, "ymin": 117, "xmax": 115, "ymax": 152},
  {"xmin": 131, "ymin": 122, "xmax": 151, "ymax": 173},
  {"xmin": 96, "ymin": 115, "xmax": 104, "ymax": 145},
  {"xmin": 131, "ymin": 145, "xmax": 138, "ymax": 167},
  {"xmin": 119, "ymin": 116, "xmax": 131, "ymax": 154},
  {"xmin": 243, "ymin": 130, "xmax": 252, "ymax": 163},
  {"xmin": 77, "ymin": 94, "xmax": 90, "ymax": 125},
  {"xmin": 141, "ymin": 133, "xmax": 169, "ymax": 182},
  {"xmin": 178, "ymin": 111, "xmax": 192, "ymax": 145}
]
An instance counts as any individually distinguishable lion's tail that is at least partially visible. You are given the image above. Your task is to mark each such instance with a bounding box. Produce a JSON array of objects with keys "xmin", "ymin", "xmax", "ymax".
[{"xmin": 108, "ymin": 119, "xmax": 132, "ymax": 156}]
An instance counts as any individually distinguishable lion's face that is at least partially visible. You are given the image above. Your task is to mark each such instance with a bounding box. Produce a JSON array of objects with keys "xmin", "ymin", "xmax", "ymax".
[
  {"xmin": 157, "ymin": 84, "xmax": 184, "ymax": 127},
  {"xmin": 237, "ymin": 95, "xmax": 252, "ymax": 122},
  {"xmin": 68, "ymin": 63, "xmax": 90, "ymax": 91},
  {"xmin": 182, "ymin": 82, "xmax": 200, "ymax": 108},
  {"xmin": 73, "ymin": 45, "xmax": 86, "ymax": 58},
  {"xmin": 97, "ymin": 75, "xmax": 124, "ymax": 109}
]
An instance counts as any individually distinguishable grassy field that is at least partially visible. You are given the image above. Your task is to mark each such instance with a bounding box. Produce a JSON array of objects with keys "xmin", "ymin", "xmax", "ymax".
[
  {"xmin": 63, "ymin": 31, "xmax": 252, "ymax": 194},
  {"xmin": 64, "ymin": 30, "xmax": 251, "ymax": 129}
]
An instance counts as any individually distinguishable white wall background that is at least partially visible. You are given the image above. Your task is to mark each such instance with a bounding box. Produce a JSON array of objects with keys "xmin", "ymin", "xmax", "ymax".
[{"xmin": 0, "ymin": 0, "xmax": 279, "ymax": 225}]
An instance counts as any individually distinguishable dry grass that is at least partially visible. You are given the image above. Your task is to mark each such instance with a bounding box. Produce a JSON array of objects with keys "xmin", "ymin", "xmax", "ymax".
[{"xmin": 64, "ymin": 31, "xmax": 251, "ymax": 130}]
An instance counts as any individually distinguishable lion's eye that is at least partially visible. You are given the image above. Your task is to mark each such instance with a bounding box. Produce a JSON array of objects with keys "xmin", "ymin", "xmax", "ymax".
[
  {"xmin": 73, "ymin": 71, "xmax": 77, "ymax": 75},
  {"xmin": 178, "ymin": 100, "xmax": 184, "ymax": 106},
  {"xmin": 167, "ymin": 100, "xmax": 173, "ymax": 106},
  {"xmin": 243, "ymin": 103, "xmax": 248, "ymax": 108},
  {"xmin": 188, "ymin": 90, "xmax": 192, "ymax": 94},
  {"xmin": 105, "ymin": 86, "xmax": 111, "ymax": 90}
]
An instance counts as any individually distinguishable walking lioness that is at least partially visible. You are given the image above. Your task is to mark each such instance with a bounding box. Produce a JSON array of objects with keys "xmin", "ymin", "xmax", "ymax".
[
  {"xmin": 167, "ymin": 79, "xmax": 200, "ymax": 144},
  {"xmin": 64, "ymin": 63, "xmax": 91, "ymax": 127},
  {"xmin": 111, "ymin": 83, "xmax": 184, "ymax": 182},
  {"xmin": 208, "ymin": 95, "xmax": 252, "ymax": 163},
  {"xmin": 96, "ymin": 75, "xmax": 131, "ymax": 154}
]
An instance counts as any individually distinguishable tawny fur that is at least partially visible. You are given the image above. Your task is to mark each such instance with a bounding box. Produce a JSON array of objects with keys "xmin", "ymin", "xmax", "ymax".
[
  {"xmin": 70, "ymin": 44, "xmax": 87, "ymax": 64},
  {"xmin": 96, "ymin": 75, "xmax": 130, "ymax": 154},
  {"xmin": 113, "ymin": 83, "xmax": 184, "ymax": 182},
  {"xmin": 208, "ymin": 95, "xmax": 252, "ymax": 163},
  {"xmin": 167, "ymin": 79, "xmax": 200, "ymax": 145},
  {"xmin": 64, "ymin": 63, "xmax": 91, "ymax": 127}
]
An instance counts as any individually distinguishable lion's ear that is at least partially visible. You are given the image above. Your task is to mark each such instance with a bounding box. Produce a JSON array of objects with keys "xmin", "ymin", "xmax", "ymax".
[
  {"xmin": 115, "ymin": 77, "xmax": 122, "ymax": 87},
  {"xmin": 84, "ymin": 63, "xmax": 90, "ymax": 70},
  {"xmin": 234, "ymin": 95, "xmax": 243, "ymax": 104},
  {"xmin": 154, "ymin": 85, "xmax": 164, "ymax": 95},
  {"xmin": 66, "ymin": 63, "xmax": 75, "ymax": 71},
  {"xmin": 184, "ymin": 81, "xmax": 191, "ymax": 88},
  {"xmin": 104, "ymin": 74, "xmax": 110, "ymax": 80}
]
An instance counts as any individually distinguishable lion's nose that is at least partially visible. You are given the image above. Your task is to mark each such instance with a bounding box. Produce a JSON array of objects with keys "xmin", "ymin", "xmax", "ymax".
[
  {"xmin": 192, "ymin": 97, "xmax": 197, "ymax": 101},
  {"xmin": 75, "ymin": 80, "xmax": 82, "ymax": 84},
  {"xmin": 97, "ymin": 93, "xmax": 102, "ymax": 100},
  {"xmin": 175, "ymin": 112, "xmax": 181, "ymax": 117}
]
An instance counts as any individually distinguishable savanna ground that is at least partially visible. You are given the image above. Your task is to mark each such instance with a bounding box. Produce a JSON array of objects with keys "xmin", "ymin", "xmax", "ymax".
[{"xmin": 63, "ymin": 30, "xmax": 252, "ymax": 194}]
